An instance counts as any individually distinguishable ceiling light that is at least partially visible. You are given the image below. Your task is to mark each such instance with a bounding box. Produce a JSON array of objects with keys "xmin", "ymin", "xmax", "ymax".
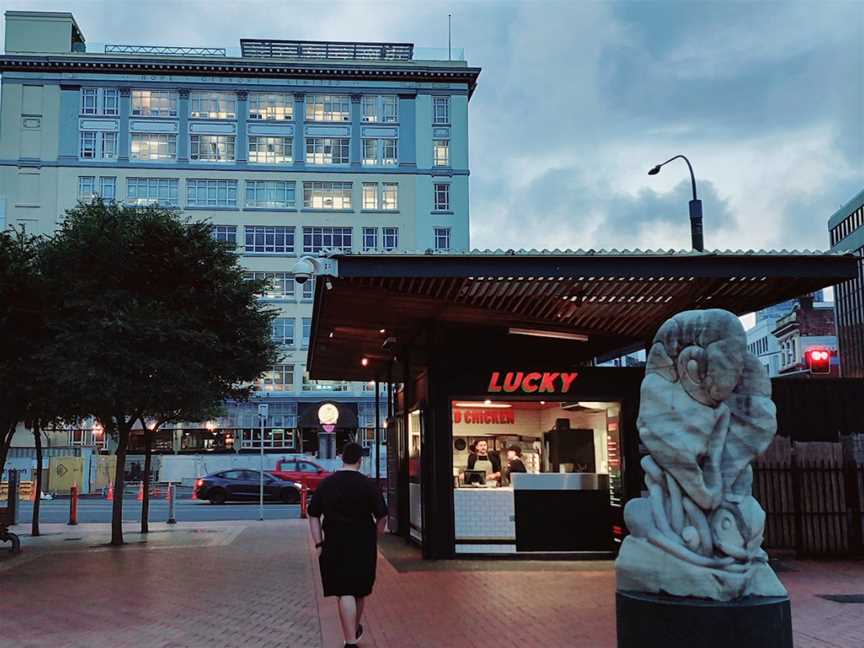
[
  {"xmin": 361, "ymin": 358, "xmax": 369, "ymax": 367},
  {"xmin": 508, "ymin": 327, "xmax": 589, "ymax": 342},
  {"xmin": 453, "ymin": 401, "xmax": 512, "ymax": 409}
]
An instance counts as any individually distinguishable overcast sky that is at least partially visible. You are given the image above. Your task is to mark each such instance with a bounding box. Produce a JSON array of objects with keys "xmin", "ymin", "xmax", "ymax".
[{"xmin": 3, "ymin": 0, "xmax": 863, "ymax": 254}]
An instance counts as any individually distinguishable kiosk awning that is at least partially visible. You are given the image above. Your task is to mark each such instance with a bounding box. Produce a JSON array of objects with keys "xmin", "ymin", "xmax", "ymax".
[{"xmin": 308, "ymin": 249, "xmax": 858, "ymax": 381}]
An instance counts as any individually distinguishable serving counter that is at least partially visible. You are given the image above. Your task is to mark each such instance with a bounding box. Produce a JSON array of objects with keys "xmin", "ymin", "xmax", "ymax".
[{"xmin": 454, "ymin": 486, "xmax": 516, "ymax": 554}]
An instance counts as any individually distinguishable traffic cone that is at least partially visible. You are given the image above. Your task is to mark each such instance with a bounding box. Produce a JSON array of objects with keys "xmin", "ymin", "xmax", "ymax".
[
  {"xmin": 152, "ymin": 485, "xmax": 161, "ymax": 498},
  {"xmin": 106, "ymin": 483, "xmax": 114, "ymax": 501},
  {"xmin": 30, "ymin": 482, "xmax": 37, "ymax": 502},
  {"xmin": 136, "ymin": 481, "xmax": 144, "ymax": 501}
]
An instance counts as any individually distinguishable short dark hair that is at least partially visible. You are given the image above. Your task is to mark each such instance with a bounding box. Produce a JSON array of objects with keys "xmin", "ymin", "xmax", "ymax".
[
  {"xmin": 508, "ymin": 445, "xmax": 522, "ymax": 457},
  {"xmin": 342, "ymin": 442, "xmax": 363, "ymax": 465}
]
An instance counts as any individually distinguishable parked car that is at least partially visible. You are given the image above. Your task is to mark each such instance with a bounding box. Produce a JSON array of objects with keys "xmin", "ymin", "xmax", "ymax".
[
  {"xmin": 271, "ymin": 458, "xmax": 333, "ymax": 492},
  {"xmin": 195, "ymin": 470, "xmax": 302, "ymax": 505}
]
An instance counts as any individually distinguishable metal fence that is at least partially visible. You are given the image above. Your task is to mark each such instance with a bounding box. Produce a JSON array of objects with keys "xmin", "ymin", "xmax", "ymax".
[{"xmin": 752, "ymin": 459, "xmax": 864, "ymax": 556}]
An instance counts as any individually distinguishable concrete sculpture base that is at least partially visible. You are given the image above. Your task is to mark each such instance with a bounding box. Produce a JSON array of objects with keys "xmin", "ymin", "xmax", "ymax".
[{"xmin": 616, "ymin": 591, "xmax": 793, "ymax": 648}]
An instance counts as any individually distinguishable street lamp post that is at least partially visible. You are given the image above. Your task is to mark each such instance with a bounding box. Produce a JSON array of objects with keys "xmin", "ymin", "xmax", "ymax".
[
  {"xmin": 648, "ymin": 155, "xmax": 704, "ymax": 252},
  {"xmin": 257, "ymin": 402, "xmax": 269, "ymax": 521}
]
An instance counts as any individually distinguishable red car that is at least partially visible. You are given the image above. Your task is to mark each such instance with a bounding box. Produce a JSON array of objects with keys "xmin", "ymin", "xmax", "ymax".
[{"xmin": 271, "ymin": 458, "xmax": 332, "ymax": 492}]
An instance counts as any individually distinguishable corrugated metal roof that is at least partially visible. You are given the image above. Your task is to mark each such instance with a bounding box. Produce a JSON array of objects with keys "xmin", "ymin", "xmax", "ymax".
[{"xmin": 333, "ymin": 248, "xmax": 846, "ymax": 257}]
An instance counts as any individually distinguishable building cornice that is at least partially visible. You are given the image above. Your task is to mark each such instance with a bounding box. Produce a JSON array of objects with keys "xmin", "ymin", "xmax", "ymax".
[{"xmin": 0, "ymin": 54, "xmax": 481, "ymax": 97}]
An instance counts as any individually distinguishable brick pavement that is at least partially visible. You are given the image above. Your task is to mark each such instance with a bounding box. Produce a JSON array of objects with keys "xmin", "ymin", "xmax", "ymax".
[{"xmin": 2, "ymin": 521, "xmax": 863, "ymax": 648}]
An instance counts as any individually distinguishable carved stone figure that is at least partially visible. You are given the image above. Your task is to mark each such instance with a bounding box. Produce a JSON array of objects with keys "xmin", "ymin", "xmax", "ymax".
[{"xmin": 615, "ymin": 309, "xmax": 787, "ymax": 601}]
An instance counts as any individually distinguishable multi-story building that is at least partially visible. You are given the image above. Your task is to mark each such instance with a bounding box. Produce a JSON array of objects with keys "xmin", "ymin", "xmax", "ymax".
[
  {"xmin": 770, "ymin": 294, "xmax": 838, "ymax": 376},
  {"xmin": 747, "ymin": 291, "xmax": 826, "ymax": 378},
  {"xmin": 0, "ymin": 11, "xmax": 480, "ymax": 470},
  {"xmin": 829, "ymin": 188, "xmax": 864, "ymax": 377}
]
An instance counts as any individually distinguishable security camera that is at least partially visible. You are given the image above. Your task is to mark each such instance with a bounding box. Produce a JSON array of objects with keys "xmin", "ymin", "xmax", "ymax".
[{"xmin": 291, "ymin": 256, "xmax": 317, "ymax": 285}]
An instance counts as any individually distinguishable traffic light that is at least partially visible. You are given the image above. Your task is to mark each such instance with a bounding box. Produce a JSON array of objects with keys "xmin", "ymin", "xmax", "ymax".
[{"xmin": 806, "ymin": 348, "xmax": 831, "ymax": 374}]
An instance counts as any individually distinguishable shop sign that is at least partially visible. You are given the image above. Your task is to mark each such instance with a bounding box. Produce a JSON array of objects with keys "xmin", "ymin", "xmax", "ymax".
[
  {"xmin": 453, "ymin": 408, "xmax": 515, "ymax": 424},
  {"xmin": 487, "ymin": 371, "xmax": 579, "ymax": 394}
]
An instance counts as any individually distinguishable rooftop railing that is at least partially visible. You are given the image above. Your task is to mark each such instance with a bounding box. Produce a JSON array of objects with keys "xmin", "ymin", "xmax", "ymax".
[
  {"xmin": 240, "ymin": 39, "xmax": 414, "ymax": 61},
  {"xmin": 104, "ymin": 44, "xmax": 227, "ymax": 57}
]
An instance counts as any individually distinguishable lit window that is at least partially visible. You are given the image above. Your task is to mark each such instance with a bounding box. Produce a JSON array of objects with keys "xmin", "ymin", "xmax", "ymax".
[
  {"xmin": 258, "ymin": 364, "xmax": 294, "ymax": 392},
  {"xmin": 187, "ymin": 179, "xmax": 238, "ymax": 207},
  {"xmin": 303, "ymin": 182, "xmax": 352, "ymax": 210},
  {"xmin": 244, "ymin": 226, "xmax": 295, "ymax": 254},
  {"xmin": 302, "ymin": 226, "xmax": 353, "ymax": 253},
  {"xmin": 305, "ymin": 137, "xmax": 349, "ymax": 165},
  {"xmin": 80, "ymin": 88, "xmax": 118, "ymax": 116},
  {"xmin": 211, "ymin": 225, "xmax": 237, "ymax": 247},
  {"xmin": 244, "ymin": 271, "xmax": 294, "ymax": 300},
  {"xmin": 362, "ymin": 95, "xmax": 398, "ymax": 123},
  {"xmin": 80, "ymin": 131, "xmax": 117, "ymax": 160},
  {"xmin": 362, "ymin": 183, "xmax": 379, "ymax": 210},
  {"xmin": 131, "ymin": 90, "xmax": 178, "ymax": 117},
  {"xmin": 246, "ymin": 180, "xmax": 295, "ymax": 208},
  {"xmin": 271, "ymin": 318, "xmax": 296, "ymax": 345},
  {"xmin": 362, "ymin": 227, "xmax": 378, "ymax": 252},
  {"xmin": 248, "ymin": 93, "xmax": 293, "ymax": 121},
  {"xmin": 434, "ymin": 227, "xmax": 451, "ymax": 251},
  {"xmin": 248, "ymin": 136, "xmax": 292, "ymax": 164},
  {"xmin": 362, "ymin": 138, "xmax": 398, "ymax": 166},
  {"xmin": 434, "ymin": 183, "xmax": 450, "ymax": 211},
  {"xmin": 382, "ymin": 227, "xmax": 399, "ymax": 251},
  {"xmin": 433, "ymin": 96, "xmax": 450, "ymax": 124},
  {"xmin": 382, "ymin": 183, "xmax": 398, "ymax": 210},
  {"xmin": 190, "ymin": 135, "xmax": 235, "ymax": 162},
  {"xmin": 190, "ymin": 92, "xmax": 236, "ymax": 119},
  {"xmin": 130, "ymin": 133, "xmax": 177, "ymax": 161},
  {"xmin": 126, "ymin": 178, "xmax": 179, "ymax": 206},
  {"xmin": 305, "ymin": 95, "xmax": 350, "ymax": 122},
  {"xmin": 433, "ymin": 139, "xmax": 450, "ymax": 167}
]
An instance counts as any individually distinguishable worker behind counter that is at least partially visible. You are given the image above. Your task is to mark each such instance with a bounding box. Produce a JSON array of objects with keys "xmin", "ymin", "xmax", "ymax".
[
  {"xmin": 466, "ymin": 439, "xmax": 501, "ymax": 484},
  {"xmin": 505, "ymin": 445, "xmax": 527, "ymax": 481}
]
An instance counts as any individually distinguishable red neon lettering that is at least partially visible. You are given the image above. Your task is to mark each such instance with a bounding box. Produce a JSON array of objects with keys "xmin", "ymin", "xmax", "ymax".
[
  {"xmin": 454, "ymin": 410, "xmax": 462, "ymax": 423},
  {"xmin": 560, "ymin": 372, "xmax": 579, "ymax": 392},
  {"xmin": 538, "ymin": 372, "xmax": 559, "ymax": 393},
  {"xmin": 488, "ymin": 372, "xmax": 503, "ymax": 392},
  {"xmin": 503, "ymin": 372, "xmax": 524, "ymax": 393},
  {"xmin": 522, "ymin": 372, "xmax": 542, "ymax": 393}
]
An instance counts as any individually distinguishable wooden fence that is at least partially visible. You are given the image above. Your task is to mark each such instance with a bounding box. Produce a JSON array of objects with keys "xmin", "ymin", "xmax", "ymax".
[{"xmin": 752, "ymin": 440, "xmax": 864, "ymax": 556}]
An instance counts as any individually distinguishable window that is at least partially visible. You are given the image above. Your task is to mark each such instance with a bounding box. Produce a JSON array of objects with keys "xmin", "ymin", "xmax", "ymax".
[
  {"xmin": 244, "ymin": 226, "xmax": 295, "ymax": 254},
  {"xmin": 433, "ymin": 139, "xmax": 450, "ymax": 167},
  {"xmin": 80, "ymin": 88, "xmax": 118, "ymax": 116},
  {"xmin": 383, "ymin": 227, "xmax": 399, "ymax": 251},
  {"xmin": 259, "ymin": 364, "xmax": 294, "ymax": 392},
  {"xmin": 434, "ymin": 227, "xmax": 451, "ymax": 251},
  {"xmin": 362, "ymin": 95, "xmax": 398, "ymax": 123},
  {"xmin": 301, "ymin": 278, "xmax": 314, "ymax": 301},
  {"xmin": 248, "ymin": 136, "xmax": 292, "ymax": 164},
  {"xmin": 302, "ymin": 227, "xmax": 353, "ymax": 253},
  {"xmin": 130, "ymin": 133, "xmax": 177, "ymax": 161},
  {"xmin": 246, "ymin": 180, "xmax": 295, "ymax": 208},
  {"xmin": 248, "ymin": 93, "xmax": 293, "ymax": 121},
  {"xmin": 303, "ymin": 182, "xmax": 352, "ymax": 210},
  {"xmin": 126, "ymin": 178, "xmax": 179, "ymax": 206},
  {"xmin": 305, "ymin": 137, "xmax": 349, "ymax": 165},
  {"xmin": 271, "ymin": 318, "xmax": 296, "ymax": 345},
  {"xmin": 433, "ymin": 96, "xmax": 450, "ymax": 124},
  {"xmin": 362, "ymin": 138, "xmax": 398, "ymax": 166},
  {"xmin": 131, "ymin": 90, "xmax": 178, "ymax": 117},
  {"xmin": 434, "ymin": 183, "xmax": 450, "ymax": 211},
  {"xmin": 302, "ymin": 318, "xmax": 312, "ymax": 347},
  {"xmin": 187, "ymin": 179, "xmax": 238, "ymax": 207},
  {"xmin": 244, "ymin": 271, "xmax": 295, "ymax": 300},
  {"xmin": 362, "ymin": 227, "xmax": 378, "ymax": 252},
  {"xmin": 190, "ymin": 134, "xmax": 235, "ymax": 161},
  {"xmin": 80, "ymin": 131, "xmax": 117, "ymax": 160},
  {"xmin": 78, "ymin": 176, "xmax": 115, "ymax": 202},
  {"xmin": 305, "ymin": 95, "xmax": 350, "ymax": 122},
  {"xmin": 190, "ymin": 91, "xmax": 236, "ymax": 119},
  {"xmin": 211, "ymin": 225, "xmax": 237, "ymax": 246},
  {"xmin": 362, "ymin": 183, "xmax": 379, "ymax": 210},
  {"xmin": 382, "ymin": 183, "xmax": 398, "ymax": 210}
]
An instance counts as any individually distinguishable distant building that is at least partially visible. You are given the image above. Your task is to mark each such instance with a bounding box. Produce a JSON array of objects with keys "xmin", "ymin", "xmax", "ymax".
[
  {"xmin": 746, "ymin": 315, "xmax": 782, "ymax": 377},
  {"xmin": 771, "ymin": 294, "xmax": 838, "ymax": 376},
  {"xmin": 829, "ymin": 188, "xmax": 864, "ymax": 377}
]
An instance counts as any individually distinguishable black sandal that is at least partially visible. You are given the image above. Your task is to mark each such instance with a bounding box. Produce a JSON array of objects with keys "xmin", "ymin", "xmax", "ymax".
[{"xmin": 356, "ymin": 624, "xmax": 364, "ymax": 640}]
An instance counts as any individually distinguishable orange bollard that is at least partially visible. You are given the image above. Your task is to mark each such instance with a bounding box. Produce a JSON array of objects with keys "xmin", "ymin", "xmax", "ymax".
[
  {"xmin": 68, "ymin": 482, "xmax": 78, "ymax": 526},
  {"xmin": 136, "ymin": 481, "xmax": 144, "ymax": 502},
  {"xmin": 300, "ymin": 485, "xmax": 308, "ymax": 519},
  {"xmin": 106, "ymin": 483, "xmax": 114, "ymax": 501},
  {"xmin": 30, "ymin": 481, "xmax": 37, "ymax": 502}
]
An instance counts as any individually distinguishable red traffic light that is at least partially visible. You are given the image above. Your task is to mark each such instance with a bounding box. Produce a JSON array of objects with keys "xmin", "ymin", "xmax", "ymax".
[{"xmin": 806, "ymin": 348, "xmax": 831, "ymax": 374}]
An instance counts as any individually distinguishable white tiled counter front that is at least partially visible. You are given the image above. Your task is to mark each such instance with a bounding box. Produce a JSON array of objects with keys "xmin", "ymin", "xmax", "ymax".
[{"xmin": 454, "ymin": 487, "xmax": 516, "ymax": 554}]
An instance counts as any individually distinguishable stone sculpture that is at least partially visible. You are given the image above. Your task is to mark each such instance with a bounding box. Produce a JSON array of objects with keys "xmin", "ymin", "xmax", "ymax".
[{"xmin": 615, "ymin": 309, "xmax": 787, "ymax": 601}]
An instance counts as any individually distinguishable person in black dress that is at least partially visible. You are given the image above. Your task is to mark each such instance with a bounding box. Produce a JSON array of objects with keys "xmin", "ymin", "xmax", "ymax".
[{"xmin": 308, "ymin": 442, "xmax": 387, "ymax": 647}]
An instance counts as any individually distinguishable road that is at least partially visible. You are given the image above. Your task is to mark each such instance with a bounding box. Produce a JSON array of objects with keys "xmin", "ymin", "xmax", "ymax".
[{"xmin": 10, "ymin": 495, "xmax": 301, "ymax": 524}]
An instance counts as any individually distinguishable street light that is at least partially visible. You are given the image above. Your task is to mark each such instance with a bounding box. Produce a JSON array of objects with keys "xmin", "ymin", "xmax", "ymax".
[
  {"xmin": 648, "ymin": 154, "xmax": 704, "ymax": 252},
  {"xmin": 257, "ymin": 402, "xmax": 269, "ymax": 521}
]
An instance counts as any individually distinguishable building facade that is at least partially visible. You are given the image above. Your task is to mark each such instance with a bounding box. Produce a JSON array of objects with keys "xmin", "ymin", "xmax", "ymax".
[
  {"xmin": 829, "ymin": 188, "xmax": 864, "ymax": 377},
  {"xmin": 770, "ymin": 295, "xmax": 838, "ymax": 376},
  {"xmin": 0, "ymin": 11, "xmax": 480, "ymax": 467}
]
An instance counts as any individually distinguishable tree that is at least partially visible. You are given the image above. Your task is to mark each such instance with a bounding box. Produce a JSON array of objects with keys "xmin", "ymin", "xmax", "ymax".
[{"xmin": 40, "ymin": 201, "xmax": 275, "ymax": 545}]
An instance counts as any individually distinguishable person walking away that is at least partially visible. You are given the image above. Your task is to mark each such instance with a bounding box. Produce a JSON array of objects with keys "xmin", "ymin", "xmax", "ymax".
[{"xmin": 308, "ymin": 442, "xmax": 387, "ymax": 647}]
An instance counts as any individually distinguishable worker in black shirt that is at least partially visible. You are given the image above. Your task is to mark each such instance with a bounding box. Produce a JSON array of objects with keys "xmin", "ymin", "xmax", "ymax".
[
  {"xmin": 505, "ymin": 445, "xmax": 527, "ymax": 482},
  {"xmin": 466, "ymin": 439, "xmax": 501, "ymax": 483}
]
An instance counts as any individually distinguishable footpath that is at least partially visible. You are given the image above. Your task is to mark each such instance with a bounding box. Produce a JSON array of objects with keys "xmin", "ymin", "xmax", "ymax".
[{"xmin": 1, "ymin": 521, "xmax": 863, "ymax": 648}]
